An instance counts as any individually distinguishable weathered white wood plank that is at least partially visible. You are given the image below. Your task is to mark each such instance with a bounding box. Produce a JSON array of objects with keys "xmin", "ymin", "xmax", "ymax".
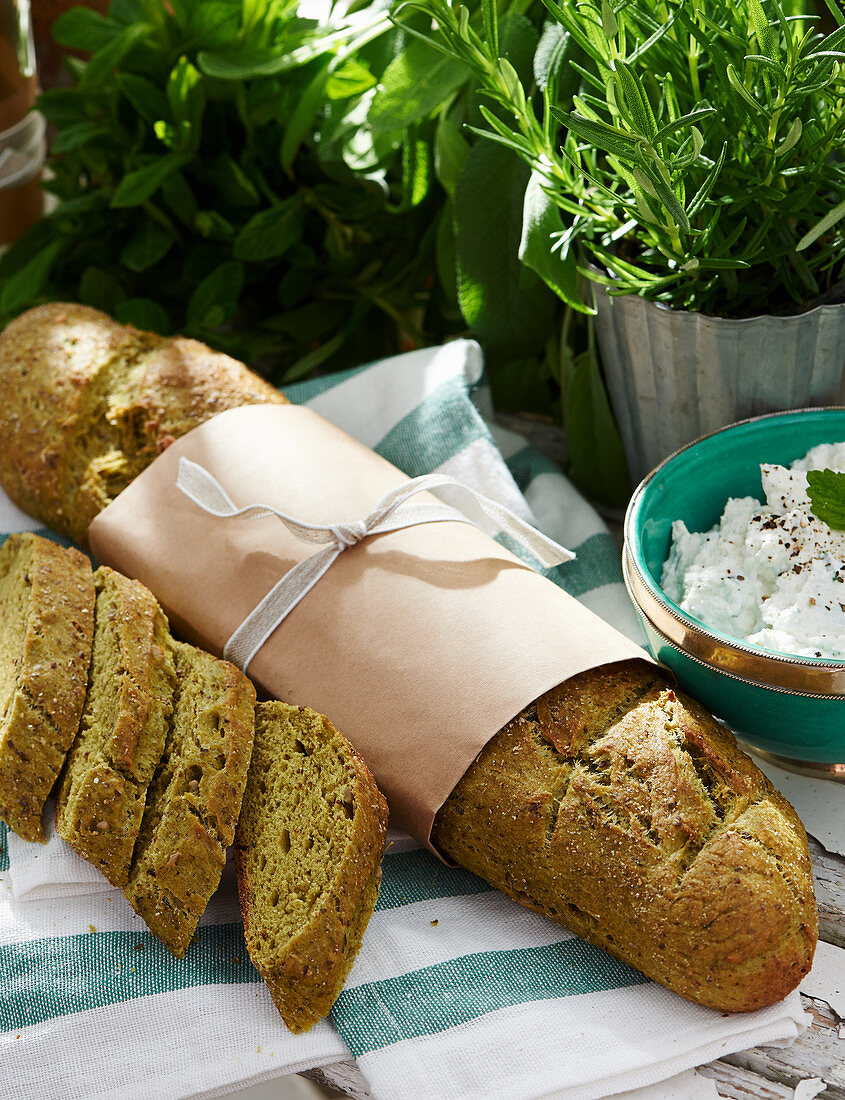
[
  {"xmin": 811, "ymin": 837, "xmax": 845, "ymax": 949},
  {"xmin": 722, "ymin": 996, "xmax": 845, "ymax": 1097},
  {"xmin": 300, "ymin": 1062, "xmax": 371, "ymax": 1099},
  {"xmin": 697, "ymin": 1061, "xmax": 795, "ymax": 1099}
]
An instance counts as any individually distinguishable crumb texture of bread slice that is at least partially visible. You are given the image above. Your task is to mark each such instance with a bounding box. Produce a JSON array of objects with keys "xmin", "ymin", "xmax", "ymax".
[
  {"xmin": 0, "ymin": 303, "xmax": 289, "ymax": 544},
  {"xmin": 236, "ymin": 702, "xmax": 388, "ymax": 1033},
  {"xmin": 56, "ymin": 567, "xmax": 175, "ymax": 884},
  {"xmin": 123, "ymin": 642, "xmax": 255, "ymax": 957},
  {"xmin": 432, "ymin": 660, "xmax": 818, "ymax": 1013},
  {"xmin": 0, "ymin": 533, "xmax": 95, "ymax": 842}
]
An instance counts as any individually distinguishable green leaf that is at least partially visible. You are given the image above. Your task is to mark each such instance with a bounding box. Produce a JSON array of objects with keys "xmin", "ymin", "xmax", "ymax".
[
  {"xmin": 652, "ymin": 107, "xmax": 717, "ymax": 147},
  {"xmin": 434, "ymin": 115, "xmax": 469, "ymax": 198},
  {"xmin": 195, "ymin": 210, "xmax": 236, "ymax": 240},
  {"xmin": 325, "ymin": 59, "xmax": 377, "ymax": 100},
  {"xmin": 436, "ymin": 200, "xmax": 458, "ymax": 303},
  {"xmin": 52, "ymin": 8, "xmax": 119, "ymax": 51},
  {"xmin": 600, "ymin": 0, "xmax": 619, "ymax": 40},
  {"xmin": 120, "ymin": 221, "xmax": 174, "ymax": 272},
  {"xmin": 160, "ymin": 170, "xmax": 197, "ymax": 226},
  {"xmin": 482, "ymin": 0, "xmax": 499, "ymax": 59},
  {"xmin": 280, "ymin": 62, "xmax": 330, "ymax": 172},
  {"xmin": 109, "ymin": 0, "xmax": 146, "ymax": 25},
  {"xmin": 187, "ymin": 260, "xmax": 244, "ymax": 328},
  {"xmin": 796, "ymin": 198, "xmax": 845, "ymax": 251},
  {"xmin": 396, "ymin": 134, "xmax": 430, "ymax": 210},
  {"xmin": 79, "ymin": 265, "xmax": 126, "ymax": 314},
  {"xmin": 233, "ymin": 197, "xmax": 305, "ymax": 262},
  {"xmin": 725, "ymin": 64, "xmax": 766, "ymax": 114},
  {"xmin": 111, "ymin": 152, "xmax": 190, "ymax": 208},
  {"xmin": 118, "ymin": 73, "xmax": 170, "ymax": 125},
  {"xmin": 560, "ymin": 338, "xmax": 631, "ymax": 507},
  {"xmin": 519, "ymin": 171, "xmax": 592, "ymax": 313},
  {"xmin": 54, "ymin": 192, "xmax": 109, "ymax": 218},
  {"xmin": 534, "ymin": 22, "xmax": 568, "ymax": 91},
  {"xmin": 614, "ymin": 60, "xmax": 658, "ymax": 140},
  {"xmin": 748, "ymin": 0, "xmax": 778, "ymax": 60},
  {"xmin": 197, "ymin": 49, "xmax": 285, "ymax": 81},
  {"xmin": 455, "ymin": 142, "xmax": 557, "ymax": 356},
  {"xmin": 201, "ymin": 155, "xmax": 260, "ymax": 207},
  {"xmin": 369, "ymin": 38, "xmax": 469, "ymax": 131},
  {"xmin": 115, "ymin": 297, "xmax": 171, "ymax": 333},
  {"xmin": 554, "ymin": 109, "xmax": 647, "ymax": 159},
  {"xmin": 282, "ymin": 331, "xmax": 347, "ymax": 382},
  {"xmin": 167, "ymin": 56, "xmax": 206, "ymax": 143},
  {"xmin": 776, "ymin": 116, "xmax": 802, "ymax": 157},
  {"xmin": 183, "ymin": 3, "xmax": 240, "ymax": 48},
  {"xmin": 806, "ymin": 469, "xmax": 845, "ymax": 530},
  {"xmin": 37, "ymin": 88, "xmax": 90, "ymax": 128},
  {"xmin": 51, "ymin": 122, "xmax": 109, "ymax": 154},
  {"xmin": 81, "ymin": 22, "xmax": 148, "ymax": 86},
  {"xmin": 0, "ymin": 240, "xmax": 63, "ymax": 315}
]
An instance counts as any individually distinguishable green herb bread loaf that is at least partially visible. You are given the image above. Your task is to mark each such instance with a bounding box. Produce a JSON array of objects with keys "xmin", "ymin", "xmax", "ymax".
[
  {"xmin": 0, "ymin": 533, "xmax": 95, "ymax": 842},
  {"xmin": 0, "ymin": 302, "xmax": 287, "ymax": 544},
  {"xmin": 123, "ymin": 641, "xmax": 255, "ymax": 957},
  {"xmin": 235, "ymin": 702, "xmax": 388, "ymax": 1032},
  {"xmin": 56, "ymin": 566, "xmax": 176, "ymax": 885},
  {"xmin": 433, "ymin": 660, "xmax": 818, "ymax": 1013}
]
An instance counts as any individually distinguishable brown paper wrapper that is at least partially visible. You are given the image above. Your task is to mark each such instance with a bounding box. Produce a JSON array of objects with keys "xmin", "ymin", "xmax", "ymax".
[{"xmin": 89, "ymin": 405, "xmax": 648, "ymax": 848}]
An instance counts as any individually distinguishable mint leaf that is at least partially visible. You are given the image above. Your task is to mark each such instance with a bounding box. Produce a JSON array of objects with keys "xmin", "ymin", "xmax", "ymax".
[{"xmin": 807, "ymin": 469, "xmax": 845, "ymax": 531}]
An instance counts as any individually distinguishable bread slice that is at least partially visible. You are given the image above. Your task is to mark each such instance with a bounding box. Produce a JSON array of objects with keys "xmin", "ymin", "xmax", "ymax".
[
  {"xmin": 235, "ymin": 702, "xmax": 388, "ymax": 1033},
  {"xmin": 122, "ymin": 642, "xmax": 255, "ymax": 957},
  {"xmin": 0, "ymin": 533, "xmax": 95, "ymax": 842},
  {"xmin": 56, "ymin": 566, "xmax": 175, "ymax": 884}
]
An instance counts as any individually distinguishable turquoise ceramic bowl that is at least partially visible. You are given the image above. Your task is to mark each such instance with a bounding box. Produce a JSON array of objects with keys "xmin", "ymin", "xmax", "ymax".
[{"xmin": 623, "ymin": 408, "xmax": 845, "ymax": 770}]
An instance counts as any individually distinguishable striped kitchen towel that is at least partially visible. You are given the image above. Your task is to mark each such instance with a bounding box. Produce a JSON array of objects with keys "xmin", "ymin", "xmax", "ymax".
[{"xmin": 0, "ymin": 340, "xmax": 805, "ymax": 1100}]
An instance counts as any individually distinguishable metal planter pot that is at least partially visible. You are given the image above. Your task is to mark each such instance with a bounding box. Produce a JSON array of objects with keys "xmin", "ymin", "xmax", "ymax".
[{"xmin": 591, "ymin": 282, "xmax": 845, "ymax": 485}]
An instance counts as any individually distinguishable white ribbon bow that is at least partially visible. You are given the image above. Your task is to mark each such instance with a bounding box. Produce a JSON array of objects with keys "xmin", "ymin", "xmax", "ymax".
[{"xmin": 176, "ymin": 457, "xmax": 575, "ymax": 672}]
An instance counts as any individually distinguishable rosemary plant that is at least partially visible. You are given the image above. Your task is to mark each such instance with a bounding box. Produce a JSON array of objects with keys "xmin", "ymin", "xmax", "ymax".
[{"xmin": 399, "ymin": 0, "xmax": 845, "ymax": 316}]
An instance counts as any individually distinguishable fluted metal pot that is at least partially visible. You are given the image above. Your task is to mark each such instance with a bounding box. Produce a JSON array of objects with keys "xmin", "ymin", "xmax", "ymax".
[{"xmin": 591, "ymin": 282, "xmax": 845, "ymax": 485}]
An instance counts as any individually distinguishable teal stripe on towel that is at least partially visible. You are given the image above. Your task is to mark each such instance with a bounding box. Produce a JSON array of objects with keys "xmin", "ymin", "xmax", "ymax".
[
  {"xmin": 496, "ymin": 531, "xmax": 623, "ymax": 596},
  {"xmin": 0, "ymin": 850, "xmax": 490, "ymax": 1032},
  {"xmin": 375, "ymin": 379, "xmax": 488, "ymax": 476},
  {"xmin": 545, "ymin": 531, "xmax": 624, "ymax": 596},
  {"xmin": 0, "ymin": 821, "xmax": 8, "ymax": 872},
  {"xmin": 376, "ymin": 849, "xmax": 490, "ymax": 911},
  {"xmin": 286, "ymin": 362, "xmax": 371, "ymax": 404},
  {"xmin": 0, "ymin": 923, "xmax": 260, "ymax": 1032},
  {"xmin": 505, "ymin": 443, "xmax": 562, "ymax": 493},
  {"xmin": 331, "ymin": 939, "xmax": 648, "ymax": 1056}
]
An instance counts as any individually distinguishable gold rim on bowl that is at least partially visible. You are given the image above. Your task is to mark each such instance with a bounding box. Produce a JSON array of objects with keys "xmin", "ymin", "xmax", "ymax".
[
  {"xmin": 622, "ymin": 408, "xmax": 845, "ymax": 699},
  {"xmin": 623, "ymin": 549, "xmax": 845, "ymax": 698}
]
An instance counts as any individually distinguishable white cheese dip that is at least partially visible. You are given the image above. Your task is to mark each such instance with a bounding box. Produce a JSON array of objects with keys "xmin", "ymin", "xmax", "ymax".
[{"xmin": 661, "ymin": 443, "xmax": 845, "ymax": 659}]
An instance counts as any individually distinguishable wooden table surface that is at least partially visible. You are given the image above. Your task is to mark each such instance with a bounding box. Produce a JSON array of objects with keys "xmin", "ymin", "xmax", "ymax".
[{"xmin": 301, "ymin": 414, "xmax": 845, "ymax": 1100}]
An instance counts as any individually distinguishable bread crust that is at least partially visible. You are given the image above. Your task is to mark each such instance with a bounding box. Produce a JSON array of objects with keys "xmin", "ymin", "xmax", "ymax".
[
  {"xmin": 433, "ymin": 660, "xmax": 818, "ymax": 1012},
  {"xmin": 55, "ymin": 567, "xmax": 176, "ymax": 885},
  {"xmin": 122, "ymin": 643, "xmax": 256, "ymax": 957},
  {"xmin": 235, "ymin": 702, "xmax": 388, "ymax": 1032},
  {"xmin": 0, "ymin": 533, "xmax": 95, "ymax": 841},
  {"xmin": 0, "ymin": 303, "xmax": 287, "ymax": 543}
]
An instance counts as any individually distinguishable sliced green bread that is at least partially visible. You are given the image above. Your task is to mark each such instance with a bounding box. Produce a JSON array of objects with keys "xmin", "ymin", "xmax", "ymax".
[
  {"xmin": 122, "ymin": 641, "xmax": 256, "ymax": 957},
  {"xmin": 56, "ymin": 567, "xmax": 175, "ymax": 885},
  {"xmin": 235, "ymin": 702, "xmax": 388, "ymax": 1032},
  {"xmin": 0, "ymin": 533, "xmax": 95, "ymax": 842}
]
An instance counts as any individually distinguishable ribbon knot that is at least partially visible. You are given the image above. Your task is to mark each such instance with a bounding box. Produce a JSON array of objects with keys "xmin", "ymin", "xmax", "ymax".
[
  {"xmin": 330, "ymin": 521, "xmax": 369, "ymax": 550},
  {"xmin": 175, "ymin": 457, "xmax": 575, "ymax": 672}
]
